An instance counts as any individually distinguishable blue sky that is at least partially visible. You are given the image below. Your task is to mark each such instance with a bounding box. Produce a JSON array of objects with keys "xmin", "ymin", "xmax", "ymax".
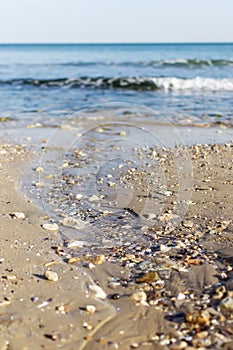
[{"xmin": 0, "ymin": 0, "xmax": 232, "ymax": 43}]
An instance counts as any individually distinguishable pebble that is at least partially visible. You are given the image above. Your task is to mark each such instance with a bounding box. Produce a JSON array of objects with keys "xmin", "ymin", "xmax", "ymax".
[
  {"xmin": 160, "ymin": 244, "xmax": 171, "ymax": 252},
  {"xmin": 6, "ymin": 274, "xmax": 17, "ymax": 280},
  {"xmin": 35, "ymin": 166, "xmax": 43, "ymax": 173},
  {"xmin": 135, "ymin": 271, "xmax": 159, "ymax": 283},
  {"xmin": 65, "ymin": 240, "xmax": 87, "ymax": 248},
  {"xmin": 130, "ymin": 291, "xmax": 147, "ymax": 303},
  {"xmin": 170, "ymin": 342, "xmax": 188, "ymax": 350},
  {"xmin": 42, "ymin": 223, "xmax": 59, "ymax": 232},
  {"xmin": 68, "ymin": 254, "xmax": 105, "ymax": 265},
  {"xmin": 11, "ymin": 212, "xmax": 25, "ymax": 219},
  {"xmin": 220, "ymin": 296, "xmax": 233, "ymax": 312},
  {"xmin": 177, "ymin": 293, "xmax": 186, "ymax": 300},
  {"xmin": 44, "ymin": 270, "xmax": 59, "ymax": 282},
  {"xmin": 88, "ymin": 284, "xmax": 107, "ymax": 300},
  {"xmin": 86, "ymin": 305, "xmax": 96, "ymax": 314},
  {"xmin": 61, "ymin": 217, "xmax": 86, "ymax": 229},
  {"xmin": 83, "ymin": 322, "xmax": 93, "ymax": 330},
  {"xmin": 119, "ymin": 131, "xmax": 126, "ymax": 136},
  {"xmin": 88, "ymin": 195, "xmax": 100, "ymax": 202},
  {"xmin": 76, "ymin": 194, "xmax": 83, "ymax": 200}
]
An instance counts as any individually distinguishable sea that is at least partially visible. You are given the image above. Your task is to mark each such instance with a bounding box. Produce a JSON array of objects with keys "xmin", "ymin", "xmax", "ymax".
[
  {"xmin": 0, "ymin": 43, "xmax": 233, "ymax": 127},
  {"xmin": 1, "ymin": 43, "xmax": 233, "ymax": 238}
]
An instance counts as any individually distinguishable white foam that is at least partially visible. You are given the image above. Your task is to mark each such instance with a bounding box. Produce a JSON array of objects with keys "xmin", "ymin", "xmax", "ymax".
[{"xmin": 151, "ymin": 76, "xmax": 233, "ymax": 92}]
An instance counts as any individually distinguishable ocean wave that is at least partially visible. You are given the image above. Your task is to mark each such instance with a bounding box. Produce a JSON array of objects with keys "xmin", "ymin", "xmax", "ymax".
[
  {"xmin": 2, "ymin": 76, "xmax": 233, "ymax": 92},
  {"xmin": 2, "ymin": 59, "xmax": 233, "ymax": 69},
  {"xmin": 60, "ymin": 58, "xmax": 233, "ymax": 68}
]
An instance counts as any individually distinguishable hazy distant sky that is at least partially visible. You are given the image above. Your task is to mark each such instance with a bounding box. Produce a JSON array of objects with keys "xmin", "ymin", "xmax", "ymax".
[{"xmin": 0, "ymin": 0, "xmax": 232, "ymax": 43}]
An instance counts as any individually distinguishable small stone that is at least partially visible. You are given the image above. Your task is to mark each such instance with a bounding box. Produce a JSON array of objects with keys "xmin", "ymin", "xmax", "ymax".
[
  {"xmin": 88, "ymin": 284, "xmax": 107, "ymax": 300},
  {"xmin": 108, "ymin": 182, "xmax": 115, "ymax": 187},
  {"xmin": 130, "ymin": 291, "xmax": 147, "ymax": 303},
  {"xmin": 61, "ymin": 217, "xmax": 86, "ymax": 229},
  {"xmin": 86, "ymin": 305, "xmax": 96, "ymax": 314},
  {"xmin": 88, "ymin": 195, "xmax": 100, "ymax": 202},
  {"xmin": 170, "ymin": 341, "xmax": 188, "ymax": 350},
  {"xmin": 98, "ymin": 337, "xmax": 107, "ymax": 345},
  {"xmin": 119, "ymin": 131, "xmax": 126, "ymax": 136},
  {"xmin": 6, "ymin": 275, "xmax": 17, "ymax": 280},
  {"xmin": 65, "ymin": 240, "xmax": 87, "ymax": 248},
  {"xmin": 90, "ymin": 255, "xmax": 105, "ymax": 265},
  {"xmin": 160, "ymin": 244, "xmax": 171, "ymax": 252},
  {"xmin": 45, "ymin": 270, "xmax": 59, "ymax": 282},
  {"xmin": 56, "ymin": 305, "xmax": 66, "ymax": 313},
  {"xmin": 83, "ymin": 322, "xmax": 93, "ymax": 330},
  {"xmin": 135, "ymin": 271, "xmax": 159, "ymax": 283},
  {"xmin": 76, "ymin": 194, "xmax": 83, "ymax": 200},
  {"xmin": 220, "ymin": 296, "xmax": 233, "ymax": 312},
  {"xmin": 68, "ymin": 257, "xmax": 80, "ymax": 264},
  {"xmin": 144, "ymin": 213, "xmax": 157, "ymax": 220},
  {"xmin": 185, "ymin": 310, "xmax": 210, "ymax": 326},
  {"xmin": 11, "ymin": 212, "xmax": 25, "ymax": 219},
  {"xmin": 35, "ymin": 166, "xmax": 44, "ymax": 173},
  {"xmin": 108, "ymin": 293, "xmax": 120, "ymax": 300},
  {"xmin": 42, "ymin": 223, "xmax": 59, "ymax": 232},
  {"xmin": 177, "ymin": 293, "xmax": 186, "ymax": 300}
]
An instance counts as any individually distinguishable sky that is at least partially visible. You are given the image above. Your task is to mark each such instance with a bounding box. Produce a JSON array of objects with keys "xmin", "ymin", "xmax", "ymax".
[{"xmin": 0, "ymin": 0, "xmax": 232, "ymax": 43}]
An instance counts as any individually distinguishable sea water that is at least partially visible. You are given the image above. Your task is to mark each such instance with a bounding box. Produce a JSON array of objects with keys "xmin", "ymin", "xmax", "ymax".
[{"xmin": 0, "ymin": 43, "xmax": 233, "ymax": 126}]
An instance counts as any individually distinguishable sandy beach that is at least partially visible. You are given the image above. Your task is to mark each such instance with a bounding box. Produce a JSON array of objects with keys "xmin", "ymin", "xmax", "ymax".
[{"xmin": 0, "ymin": 141, "xmax": 233, "ymax": 350}]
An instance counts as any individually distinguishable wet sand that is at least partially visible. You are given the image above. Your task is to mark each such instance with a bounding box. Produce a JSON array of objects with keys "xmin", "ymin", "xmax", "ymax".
[{"xmin": 0, "ymin": 142, "xmax": 233, "ymax": 349}]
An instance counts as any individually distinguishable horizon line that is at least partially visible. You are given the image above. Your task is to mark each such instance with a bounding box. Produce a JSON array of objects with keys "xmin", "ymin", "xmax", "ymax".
[{"xmin": 0, "ymin": 41, "xmax": 233, "ymax": 45}]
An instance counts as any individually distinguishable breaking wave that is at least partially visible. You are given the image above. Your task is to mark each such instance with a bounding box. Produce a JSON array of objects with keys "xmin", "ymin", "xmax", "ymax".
[
  {"xmin": 60, "ymin": 59, "xmax": 233, "ymax": 68},
  {"xmin": 2, "ymin": 76, "xmax": 233, "ymax": 92}
]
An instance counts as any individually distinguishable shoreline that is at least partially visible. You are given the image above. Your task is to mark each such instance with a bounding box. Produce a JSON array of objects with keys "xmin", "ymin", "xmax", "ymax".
[{"xmin": 0, "ymin": 141, "xmax": 233, "ymax": 349}]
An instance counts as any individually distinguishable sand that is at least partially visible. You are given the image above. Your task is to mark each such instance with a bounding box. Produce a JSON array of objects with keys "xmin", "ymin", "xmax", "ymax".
[{"xmin": 0, "ymin": 142, "xmax": 233, "ymax": 350}]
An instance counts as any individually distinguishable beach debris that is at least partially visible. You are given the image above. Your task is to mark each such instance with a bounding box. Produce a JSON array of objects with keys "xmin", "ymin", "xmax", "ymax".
[
  {"xmin": 10, "ymin": 212, "xmax": 25, "ymax": 219},
  {"xmin": 55, "ymin": 304, "xmax": 67, "ymax": 314},
  {"xmin": 42, "ymin": 223, "xmax": 59, "ymax": 232},
  {"xmin": 68, "ymin": 254, "xmax": 105, "ymax": 265},
  {"xmin": 0, "ymin": 299, "xmax": 11, "ymax": 307},
  {"xmin": 85, "ymin": 305, "xmax": 96, "ymax": 314},
  {"xmin": 64, "ymin": 240, "xmax": 88, "ymax": 249},
  {"xmin": 6, "ymin": 274, "xmax": 17, "ymax": 281},
  {"xmin": 108, "ymin": 181, "xmax": 115, "ymax": 187},
  {"xmin": 68, "ymin": 257, "xmax": 80, "ymax": 264},
  {"xmin": 130, "ymin": 291, "xmax": 147, "ymax": 304},
  {"xmin": 60, "ymin": 216, "xmax": 86, "ymax": 229},
  {"xmin": 76, "ymin": 193, "xmax": 83, "ymax": 200},
  {"xmin": 185, "ymin": 310, "xmax": 210, "ymax": 327},
  {"xmin": 220, "ymin": 296, "xmax": 233, "ymax": 312},
  {"xmin": 82, "ymin": 322, "xmax": 93, "ymax": 330},
  {"xmin": 44, "ymin": 260, "xmax": 60, "ymax": 267},
  {"xmin": 35, "ymin": 166, "xmax": 44, "ymax": 173},
  {"xmin": 135, "ymin": 271, "xmax": 159, "ymax": 283},
  {"xmin": 44, "ymin": 332, "xmax": 61, "ymax": 341},
  {"xmin": 160, "ymin": 244, "xmax": 171, "ymax": 252},
  {"xmin": 170, "ymin": 341, "xmax": 188, "ymax": 350},
  {"xmin": 88, "ymin": 284, "xmax": 107, "ymax": 300},
  {"xmin": 88, "ymin": 195, "xmax": 100, "ymax": 202},
  {"xmin": 44, "ymin": 270, "xmax": 59, "ymax": 282},
  {"xmin": 119, "ymin": 131, "xmax": 126, "ymax": 136},
  {"xmin": 177, "ymin": 292, "xmax": 186, "ymax": 300},
  {"xmin": 108, "ymin": 293, "xmax": 120, "ymax": 300},
  {"xmin": 38, "ymin": 300, "xmax": 51, "ymax": 309}
]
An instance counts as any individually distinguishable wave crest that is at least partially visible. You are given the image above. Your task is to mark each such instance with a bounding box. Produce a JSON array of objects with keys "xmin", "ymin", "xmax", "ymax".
[{"xmin": 2, "ymin": 76, "xmax": 233, "ymax": 92}]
